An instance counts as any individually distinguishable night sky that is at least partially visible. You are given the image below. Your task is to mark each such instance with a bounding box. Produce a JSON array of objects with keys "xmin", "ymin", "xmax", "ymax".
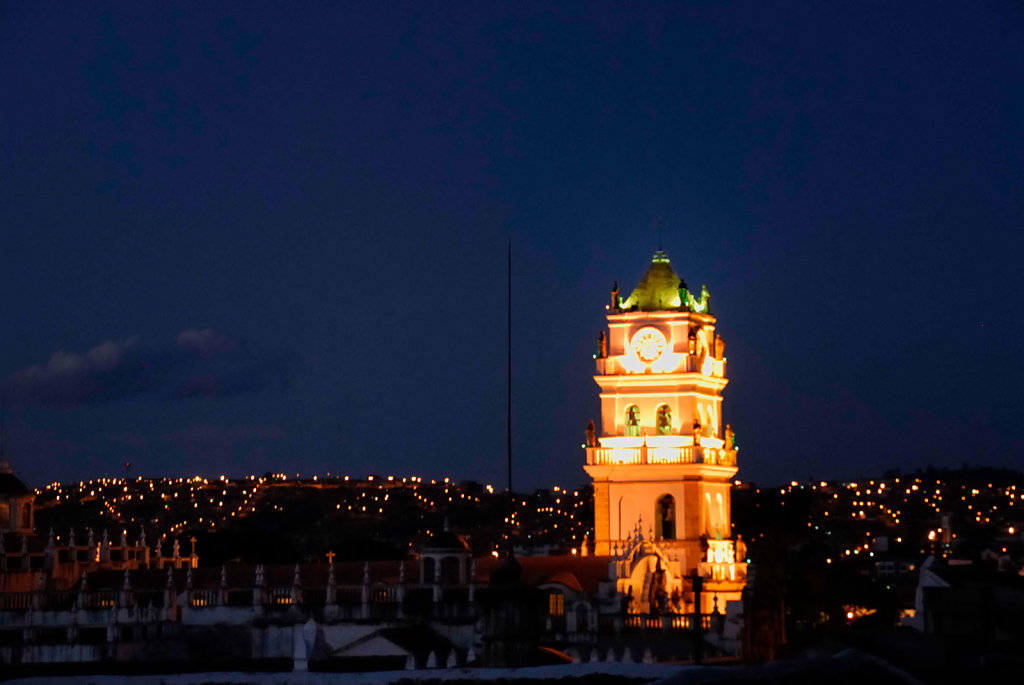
[{"xmin": 2, "ymin": 2, "xmax": 1022, "ymax": 491}]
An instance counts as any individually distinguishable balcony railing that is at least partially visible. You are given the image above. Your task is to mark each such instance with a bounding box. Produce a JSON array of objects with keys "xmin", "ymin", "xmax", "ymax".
[
  {"xmin": 586, "ymin": 445, "xmax": 735, "ymax": 467},
  {"xmin": 620, "ymin": 613, "xmax": 715, "ymax": 631}
]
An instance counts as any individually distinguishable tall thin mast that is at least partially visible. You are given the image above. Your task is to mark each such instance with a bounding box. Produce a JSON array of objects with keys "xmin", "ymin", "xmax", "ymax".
[{"xmin": 506, "ymin": 238, "xmax": 514, "ymax": 555}]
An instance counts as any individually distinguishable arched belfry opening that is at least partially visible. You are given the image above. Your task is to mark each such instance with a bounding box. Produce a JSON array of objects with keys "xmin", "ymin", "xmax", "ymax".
[
  {"xmin": 655, "ymin": 494, "xmax": 676, "ymax": 540},
  {"xmin": 625, "ymin": 405, "xmax": 641, "ymax": 436},
  {"xmin": 656, "ymin": 405, "xmax": 672, "ymax": 435}
]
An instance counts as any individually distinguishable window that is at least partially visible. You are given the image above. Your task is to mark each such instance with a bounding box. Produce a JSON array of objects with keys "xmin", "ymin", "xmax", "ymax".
[
  {"xmin": 0, "ymin": 503, "xmax": 9, "ymax": 528},
  {"xmin": 422, "ymin": 557, "xmax": 436, "ymax": 583},
  {"xmin": 656, "ymin": 495, "xmax": 676, "ymax": 540},
  {"xmin": 20, "ymin": 503, "xmax": 31, "ymax": 530},
  {"xmin": 656, "ymin": 405, "xmax": 672, "ymax": 435},
  {"xmin": 625, "ymin": 406, "xmax": 641, "ymax": 436},
  {"xmin": 716, "ymin": 493, "xmax": 725, "ymax": 538},
  {"xmin": 548, "ymin": 591, "xmax": 565, "ymax": 616},
  {"xmin": 704, "ymin": 493, "xmax": 712, "ymax": 537}
]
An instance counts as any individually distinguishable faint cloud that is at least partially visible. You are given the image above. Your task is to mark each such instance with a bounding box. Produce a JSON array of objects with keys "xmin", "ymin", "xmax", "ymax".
[
  {"xmin": 0, "ymin": 330, "xmax": 295, "ymax": 408},
  {"xmin": 176, "ymin": 328, "xmax": 239, "ymax": 358}
]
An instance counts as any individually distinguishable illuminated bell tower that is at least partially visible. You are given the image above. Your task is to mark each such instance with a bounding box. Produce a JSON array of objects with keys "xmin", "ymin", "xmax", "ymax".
[{"xmin": 584, "ymin": 249, "xmax": 742, "ymax": 590}]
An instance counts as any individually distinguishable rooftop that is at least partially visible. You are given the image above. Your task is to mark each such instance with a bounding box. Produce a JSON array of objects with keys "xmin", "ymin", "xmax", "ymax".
[{"xmin": 0, "ymin": 461, "xmax": 30, "ymax": 497}]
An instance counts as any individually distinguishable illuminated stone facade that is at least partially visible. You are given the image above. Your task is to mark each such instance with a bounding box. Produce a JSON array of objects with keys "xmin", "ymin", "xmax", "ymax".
[{"xmin": 584, "ymin": 250, "xmax": 746, "ymax": 612}]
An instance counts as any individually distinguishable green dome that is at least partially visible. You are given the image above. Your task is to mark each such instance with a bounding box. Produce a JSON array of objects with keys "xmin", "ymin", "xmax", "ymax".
[{"xmin": 620, "ymin": 250, "xmax": 684, "ymax": 311}]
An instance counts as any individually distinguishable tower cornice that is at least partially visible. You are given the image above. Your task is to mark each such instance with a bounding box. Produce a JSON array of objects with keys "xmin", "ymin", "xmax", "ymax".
[
  {"xmin": 606, "ymin": 310, "xmax": 716, "ymax": 324},
  {"xmin": 594, "ymin": 374, "xmax": 729, "ymax": 392},
  {"xmin": 584, "ymin": 462, "xmax": 738, "ymax": 482}
]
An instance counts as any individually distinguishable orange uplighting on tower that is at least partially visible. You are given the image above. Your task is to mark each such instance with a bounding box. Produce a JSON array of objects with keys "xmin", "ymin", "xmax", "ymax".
[{"xmin": 583, "ymin": 249, "xmax": 746, "ymax": 614}]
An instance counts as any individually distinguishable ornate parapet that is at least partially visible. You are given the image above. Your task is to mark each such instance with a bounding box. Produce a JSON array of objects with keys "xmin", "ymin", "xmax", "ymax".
[{"xmin": 586, "ymin": 442, "xmax": 736, "ymax": 467}]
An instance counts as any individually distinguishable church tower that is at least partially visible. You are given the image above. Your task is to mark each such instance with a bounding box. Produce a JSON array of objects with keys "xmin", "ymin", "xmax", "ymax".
[{"xmin": 584, "ymin": 249, "xmax": 744, "ymax": 606}]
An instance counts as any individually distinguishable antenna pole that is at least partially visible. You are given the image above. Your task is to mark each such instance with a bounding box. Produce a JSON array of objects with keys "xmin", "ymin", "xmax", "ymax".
[{"xmin": 507, "ymin": 237, "xmax": 514, "ymax": 555}]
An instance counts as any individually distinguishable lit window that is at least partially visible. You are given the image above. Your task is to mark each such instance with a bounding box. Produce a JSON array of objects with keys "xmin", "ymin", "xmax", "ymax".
[{"xmin": 548, "ymin": 591, "xmax": 565, "ymax": 616}]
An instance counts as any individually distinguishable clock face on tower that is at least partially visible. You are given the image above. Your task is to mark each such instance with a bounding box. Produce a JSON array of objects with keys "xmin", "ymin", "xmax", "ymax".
[{"xmin": 630, "ymin": 327, "xmax": 667, "ymax": 362}]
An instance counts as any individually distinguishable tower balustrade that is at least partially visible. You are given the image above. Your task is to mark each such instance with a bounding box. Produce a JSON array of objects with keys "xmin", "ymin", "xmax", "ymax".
[{"xmin": 586, "ymin": 444, "xmax": 736, "ymax": 467}]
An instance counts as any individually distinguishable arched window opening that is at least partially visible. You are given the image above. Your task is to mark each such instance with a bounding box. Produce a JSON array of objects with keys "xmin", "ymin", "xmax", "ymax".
[
  {"xmin": 422, "ymin": 557, "xmax": 436, "ymax": 584},
  {"xmin": 655, "ymin": 494, "xmax": 676, "ymax": 540},
  {"xmin": 715, "ymin": 493, "xmax": 725, "ymax": 539},
  {"xmin": 656, "ymin": 405, "xmax": 672, "ymax": 435},
  {"xmin": 625, "ymin": 406, "xmax": 641, "ymax": 436},
  {"xmin": 439, "ymin": 556, "xmax": 460, "ymax": 584},
  {"xmin": 20, "ymin": 503, "xmax": 31, "ymax": 530}
]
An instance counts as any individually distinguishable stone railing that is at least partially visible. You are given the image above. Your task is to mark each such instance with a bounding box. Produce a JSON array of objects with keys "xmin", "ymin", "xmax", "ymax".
[
  {"xmin": 603, "ymin": 612, "xmax": 715, "ymax": 632},
  {"xmin": 586, "ymin": 445, "xmax": 735, "ymax": 467},
  {"xmin": 596, "ymin": 355, "xmax": 702, "ymax": 376}
]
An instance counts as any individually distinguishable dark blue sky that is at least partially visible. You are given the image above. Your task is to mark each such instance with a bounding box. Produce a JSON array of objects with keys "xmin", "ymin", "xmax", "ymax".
[{"xmin": 1, "ymin": 2, "xmax": 1022, "ymax": 490}]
